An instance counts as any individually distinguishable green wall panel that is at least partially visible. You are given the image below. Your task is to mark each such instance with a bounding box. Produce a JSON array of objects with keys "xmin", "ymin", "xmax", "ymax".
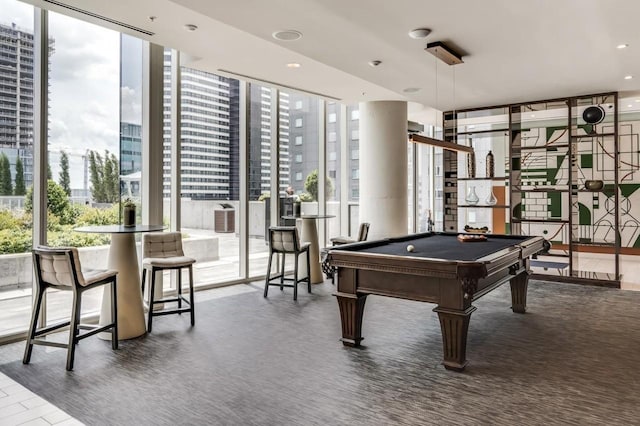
[
  {"xmin": 620, "ymin": 184, "xmax": 640, "ymax": 198},
  {"xmin": 578, "ymin": 203, "xmax": 591, "ymax": 225},
  {"xmin": 548, "ymin": 193, "xmax": 562, "ymax": 217}
]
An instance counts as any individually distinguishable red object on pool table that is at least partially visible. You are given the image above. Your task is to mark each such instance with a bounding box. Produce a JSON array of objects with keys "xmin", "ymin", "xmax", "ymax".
[{"xmin": 327, "ymin": 232, "xmax": 544, "ymax": 371}]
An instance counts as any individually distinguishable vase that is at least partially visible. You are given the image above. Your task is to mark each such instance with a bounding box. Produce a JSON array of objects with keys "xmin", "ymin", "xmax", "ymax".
[
  {"xmin": 123, "ymin": 206, "xmax": 136, "ymax": 227},
  {"xmin": 467, "ymin": 151, "xmax": 476, "ymax": 178},
  {"xmin": 465, "ymin": 186, "xmax": 479, "ymax": 205},
  {"xmin": 485, "ymin": 188, "xmax": 497, "ymax": 205},
  {"xmin": 486, "ymin": 150, "xmax": 495, "ymax": 178}
]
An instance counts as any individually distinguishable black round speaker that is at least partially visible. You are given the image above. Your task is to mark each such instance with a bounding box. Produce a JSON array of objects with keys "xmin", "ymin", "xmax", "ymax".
[{"xmin": 583, "ymin": 105, "xmax": 605, "ymax": 124}]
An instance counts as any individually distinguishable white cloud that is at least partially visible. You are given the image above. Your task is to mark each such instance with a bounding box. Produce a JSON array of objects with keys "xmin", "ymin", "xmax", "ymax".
[{"xmin": 121, "ymin": 86, "xmax": 142, "ymax": 125}]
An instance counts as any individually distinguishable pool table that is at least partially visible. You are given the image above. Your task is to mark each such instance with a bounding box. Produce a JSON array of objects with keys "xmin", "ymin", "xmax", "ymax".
[{"xmin": 327, "ymin": 232, "xmax": 545, "ymax": 371}]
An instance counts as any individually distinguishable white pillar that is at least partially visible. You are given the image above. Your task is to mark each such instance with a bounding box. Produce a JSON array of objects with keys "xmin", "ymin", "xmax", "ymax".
[{"xmin": 359, "ymin": 101, "xmax": 408, "ymax": 239}]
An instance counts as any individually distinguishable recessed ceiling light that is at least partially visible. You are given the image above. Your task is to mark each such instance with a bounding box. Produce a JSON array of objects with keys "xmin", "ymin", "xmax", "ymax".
[
  {"xmin": 403, "ymin": 87, "xmax": 421, "ymax": 93},
  {"xmin": 368, "ymin": 60, "xmax": 382, "ymax": 67},
  {"xmin": 628, "ymin": 104, "xmax": 633, "ymax": 107},
  {"xmin": 408, "ymin": 28, "xmax": 431, "ymax": 39},
  {"xmin": 531, "ymin": 114, "xmax": 536, "ymax": 118},
  {"xmin": 148, "ymin": 16, "xmax": 157, "ymax": 22},
  {"xmin": 617, "ymin": 44, "xmax": 629, "ymax": 49},
  {"xmin": 625, "ymin": 75, "xmax": 633, "ymax": 80},
  {"xmin": 636, "ymin": 99, "xmax": 640, "ymax": 103},
  {"xmin": 272, "ymin": 30, "xmax": 302, "ymax": 41},
  {"xmin": 286, "ymin": 62, "xmax": 301, "ymax": 68},
  {"xmin": 184, "ymin": 24, "xmax": 198, "ymax": 32},
  {"xmin": 468, "ymin": 125, "xmax": 476, "ymax": 129}
]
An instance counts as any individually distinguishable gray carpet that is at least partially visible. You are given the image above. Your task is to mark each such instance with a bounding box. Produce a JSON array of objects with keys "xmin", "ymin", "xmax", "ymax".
[{"xmin": 0, "ymin": 280, "xmax": 639, "ymax": 425}]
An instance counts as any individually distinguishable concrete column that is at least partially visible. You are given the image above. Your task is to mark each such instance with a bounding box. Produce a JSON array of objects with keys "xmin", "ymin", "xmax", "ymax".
[{"xmin": 359, "ymin": 101, "xmax": 408, "ymax": 239}]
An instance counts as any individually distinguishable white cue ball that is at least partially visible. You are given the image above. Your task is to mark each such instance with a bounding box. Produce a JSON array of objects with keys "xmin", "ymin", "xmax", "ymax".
[{"xmin": 407, "ymin": 244, "xmax": 415, "ymax": 252}]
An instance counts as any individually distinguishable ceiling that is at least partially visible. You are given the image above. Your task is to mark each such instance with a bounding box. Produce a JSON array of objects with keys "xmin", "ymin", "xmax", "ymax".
[{"xmin": 26, "ymin": 0, "xmax": 640, "ymax": 114}]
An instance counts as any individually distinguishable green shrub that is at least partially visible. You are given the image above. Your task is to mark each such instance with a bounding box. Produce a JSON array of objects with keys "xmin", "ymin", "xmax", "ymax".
[
  {"xmin": 48, "ymin": 229, "xmax": 110, "ymax": 248},
  {"xmin": 0, "ymin": 209, "xmax": 21, "ymax": 230},
  {"xmin": 76, "ymin": 203, "xmax": 119, "ymax": 226},
  {"xmin": 0, "ymin": 228, "xmax": 32, "ymax": 254},
  {"xmin": 298, "ymin": 192, "xmax": 314, "ymax": 202},
  {"xmin": 0, "ymin": 200, "xmax": 119, "ymax": 254}
]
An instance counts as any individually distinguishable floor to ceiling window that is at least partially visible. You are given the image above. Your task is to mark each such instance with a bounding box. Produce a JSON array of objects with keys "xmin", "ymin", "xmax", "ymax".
[
  {"xmin": 166, "ymin": 61, "xmax": 242, "ymax": 286},
  {"xmin": 281, "ymin": 91, "xmax": 320, "ymax": 212},
  {"xmin": 248, "ymin": 84, "xmax": 274, "ymax": 277},
  {"xmin": 0, "ymin": 0, "xmax": 35, "ymax": 336},
  {"xmin": 325, "ymin": 102, "xmax": 341, "ymax": 244},
  {"xmin": 45, "ymin": 11, "xmax": 120, "ymax": 322},
  {"xmin": 417, "ymin": 142, "xmax": 435, "ymax": 233},
  {"xmin": 347, "ymin": 105, "xmax": 360, "ymax": 235},
  {"xmin": 120, "ymin": 35, "xmax": 143, "ymax": 210}
]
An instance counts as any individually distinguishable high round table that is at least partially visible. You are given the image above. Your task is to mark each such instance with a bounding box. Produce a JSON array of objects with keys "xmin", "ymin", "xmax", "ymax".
[
  {"xmin": 282, "ymin": 215, "xmax": 335, "ymax": 284},
  {"xmin": 74, "ymin": 224, "xmax": 166, "ymax": 339}
]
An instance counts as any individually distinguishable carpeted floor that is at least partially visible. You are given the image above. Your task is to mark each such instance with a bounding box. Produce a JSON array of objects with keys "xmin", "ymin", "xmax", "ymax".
[{"xmin": 0, "ymin": 280, "xmax": 639, "ymax": 425}]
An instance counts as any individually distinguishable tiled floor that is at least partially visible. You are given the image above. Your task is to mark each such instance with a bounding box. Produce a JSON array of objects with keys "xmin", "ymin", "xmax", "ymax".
[{"xmin": 0, "ymin": 372, "xmax": 82, "ymax": 425}]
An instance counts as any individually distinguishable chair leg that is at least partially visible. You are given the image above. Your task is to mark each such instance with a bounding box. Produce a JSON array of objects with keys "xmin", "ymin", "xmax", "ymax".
[
  {"xmin": 264, "ymin": 252, "xmax": 273, "ymax": 298},
  {"xmin": 111, "ymin": 278, "xmax": 118, "ymax": 350},
  {"xmin": 307, "ymin": 250, "xmax": 312, "ymax": 293},
  {"xmin": 141, "ymin": 268, "xmax": 147, "ymax": 301},
  {"xmin": 66, "ymin": 292, "xmax": 81, "ymax": 371},
  {"xmin": 148, "ymin": 268, "xmax": 156, "ymax": 333},
  {"xmin": 177, "ymin": 268, "xmax": 183, "ymax": 313},
  {"xmin": 23, "ymin": 286, "xmax": 45, "ymax": 365},
  {"xmin": 188, "ymin": 265, "xmax": 195, "ymax": 327},
  {"xmin": 293, "ymin": 253, "xmax": 299, "ymax": 301},
  {"xmin": 280, "ymin": 253, "xmax": 285, "ymax": 291}
]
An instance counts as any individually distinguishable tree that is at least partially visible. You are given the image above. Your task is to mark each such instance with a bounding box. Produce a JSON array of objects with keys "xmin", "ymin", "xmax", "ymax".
[
  {"xmin": 59, "ymin": 151, "xmax": 71, "ymax": 196},
  {"xmin": 304, "ymin": 169, "xmax": 334, "ymax": 201},
  {"xmin": 0, "ymin": 153, "xmax": 12, "ymax": 196},
  {"xmin": 25, "ymin": 180, "xmax": 71, "ymax": 220},
  {"xmin": 88, "ymin": 150, "xmax": 120, "ymax": 203},
  {"xmin": 14, "ymin": 157, "xmax": 25, "ymax": 196},
  {"xmin": 103, "ymin": 152, "xmax": 120, "ymax": 203},
  {"xmin": 88, "ymin": 150, "xmax": 105, "ymax": 202}
]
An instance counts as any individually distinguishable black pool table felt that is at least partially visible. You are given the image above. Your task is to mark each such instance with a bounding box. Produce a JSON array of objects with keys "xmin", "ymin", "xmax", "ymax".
[{"xmin": 348, "ymin": 234, "xmax": 529, "ymax": 262}]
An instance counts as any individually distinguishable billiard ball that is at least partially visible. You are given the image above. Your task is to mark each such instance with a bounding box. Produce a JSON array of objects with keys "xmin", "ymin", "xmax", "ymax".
[{"xmin": 407, "ymin": 244, "xmax": 415, "ymax": 252}]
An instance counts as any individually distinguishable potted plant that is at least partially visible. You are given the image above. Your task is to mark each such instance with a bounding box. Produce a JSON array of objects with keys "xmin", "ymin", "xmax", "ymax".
[
  {"xmin": 292, "ymin": 195, "xmax": 301, "ymax": 217},
  {"xmin": 122, "ymin": 198, "xmax": 136, "ymax": 227}
]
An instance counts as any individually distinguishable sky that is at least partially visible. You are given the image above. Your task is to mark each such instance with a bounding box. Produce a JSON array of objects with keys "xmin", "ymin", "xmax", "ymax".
[{"xmin": 1, "ymin": 0, "xmax": 142, "ymax": 189}]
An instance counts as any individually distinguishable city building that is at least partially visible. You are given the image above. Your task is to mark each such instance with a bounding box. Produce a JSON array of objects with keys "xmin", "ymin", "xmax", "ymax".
[{"xmin": 0, "ymin": 22, "xmax": 34, "ymax": 189}]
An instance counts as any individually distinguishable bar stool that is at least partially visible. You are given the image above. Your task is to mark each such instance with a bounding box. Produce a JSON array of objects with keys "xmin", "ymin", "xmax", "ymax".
[
  {"xmin": 264, "ymin": 226, "xmax": 311, "ymax": 301},
  {"xmin": 24, "ymin": 247, "xmax": 118, "ymax": 371},
  {"xmin": 141, "ymin": 232, "xmax": 195, "ymax": 332}
]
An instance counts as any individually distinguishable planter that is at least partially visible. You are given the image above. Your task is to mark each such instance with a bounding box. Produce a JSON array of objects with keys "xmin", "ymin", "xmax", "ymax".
[{"xmin": 123, "ymin": 206, "xmax": 136, "ymax": 227}]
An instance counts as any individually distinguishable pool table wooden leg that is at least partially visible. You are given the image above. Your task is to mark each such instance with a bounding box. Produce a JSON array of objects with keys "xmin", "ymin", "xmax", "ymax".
[
  {"xmin": 510, "ymin": 271, "xmax": 530, "ymax": 314},
  {"xmin": 336, "ymin": 293, "xmax": 367, "ymax": 347},
  {"xmin": 434, "ymin": 306, "xmax": 477, "ymax": 371}
]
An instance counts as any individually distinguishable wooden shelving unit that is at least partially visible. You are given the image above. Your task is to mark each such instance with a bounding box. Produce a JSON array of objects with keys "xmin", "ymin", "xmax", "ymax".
[{"xmin": 443, "ymin": 92, "xmax": 621, "ymax": 286}]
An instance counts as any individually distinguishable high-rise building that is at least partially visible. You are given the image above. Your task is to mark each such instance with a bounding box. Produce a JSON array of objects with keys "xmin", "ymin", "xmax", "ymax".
[
  {"xmin": 162, "ymin": 52, "xmax": 240, "ymax": 200},
  {"xmin": 0, "ymin": 22, "xmax": 35, "ymax": 189},
  {"xmin": 120, "ymin": 122, "xmax": 142, "ymax": 176}
]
